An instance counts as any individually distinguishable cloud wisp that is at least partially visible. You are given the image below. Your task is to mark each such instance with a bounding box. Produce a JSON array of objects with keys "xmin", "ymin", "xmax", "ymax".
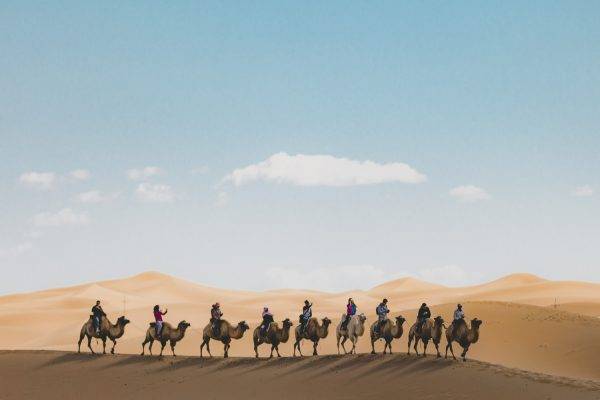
[
  {"xmin": 76, "ymin": 190, "xmax": 119, "ymax": 204},
  {"xmin": 127, "ymin": 166, "xmax": 163, "ymax": 181},
  {"xmin": 19, "ymin": 172, "xmax": 57, "ymax": 190},
  {"xmin": 32, "ymin": 208, "xmax": 90, "ymax": 227},
  {"xmin": 224, "ymin": 152, "xmax": 426, "ymax": 187},
  {"xmin": 449, "ymin": 185, "xmax": 491, "ymax": 202},
  {"xmin": 572, "ymin": 185, "xmax": 594, "ymax": 197},
  {"xmin": 135, "ymin": 183, "xmax": 176, "ymax": 203}
]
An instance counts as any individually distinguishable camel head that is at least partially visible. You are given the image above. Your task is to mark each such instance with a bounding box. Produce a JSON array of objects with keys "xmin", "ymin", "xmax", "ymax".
[
  {"xmin": 178, "ymin": 320, "xmax": 191, "ymax": 331},
  {"xmin": 471, "ymin": 318, "xmax": 483, "ymax": 330},
  {"xmin": 282, "ymin": 318, "xmax": 293, "ymax": 329},
  {"xmin": 238, "ymin": 321, "xmax": 250, "ymax": 332},
  {"xmin": 433, "ymin": 316, "xmax": 444, "ymax": 327},
  {"xmin": 117, "ymin": 316, "xmax": 130, "ymax": 326},
  {"xmin": 395, "ymin": 315, "xmax": 406, "ymax": 326},
  {"xmin": 358, "ymin": 313, "xmax": 367, "ymax": 324},
  {"xmin": 322, "ymin": 317, "xmax": 332, "ymax": 327}
]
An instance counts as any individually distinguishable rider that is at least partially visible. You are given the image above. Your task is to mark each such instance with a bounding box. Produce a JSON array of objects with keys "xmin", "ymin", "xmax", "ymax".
[
  {"xmin": 375, "ymin": 298, "xmax": 389, "ymax": 334},
  {"xmin": 299, "ymin": 300, "xmax": 312, "ymax": 334},
  {"xmin": 451, "ymin": 303, "xmax": 465, "ymax": 337},
  {"xmin": 91, "ymin": 300, "xmax": 105, "ymax": 334},
  {"xmin": 341, "ymin": 298, "xmax": 357, "ymax": 330},
  {"xmin": 259, "ymin": 306, "xmax": 274, "ymax": 337},
  {"xmin": 211, "ymin": 303, "xmax": 223, "ymax": 336},
  {"xmin": 416, "ymin": 302, "xmax": 431, "ymax": 334},
  {"xmin": 153, "ymin": 305, "xmax": 168, "ymax": 339}
]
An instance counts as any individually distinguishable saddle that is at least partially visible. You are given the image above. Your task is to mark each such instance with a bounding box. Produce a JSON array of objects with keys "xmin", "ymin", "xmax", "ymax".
[{"xmin": 149, "ymin": 322, "xmax": 156, "ymax": 327}]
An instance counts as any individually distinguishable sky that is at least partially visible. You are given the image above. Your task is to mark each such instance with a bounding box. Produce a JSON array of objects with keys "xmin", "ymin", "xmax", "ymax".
[{"xmin": 1, "ymin": 1, "xmax": 599, "ymax": 295}]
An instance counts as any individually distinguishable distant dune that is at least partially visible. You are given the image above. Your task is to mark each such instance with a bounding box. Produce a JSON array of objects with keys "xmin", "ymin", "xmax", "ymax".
[{"xmin": 1, "ymin": 271, "xmax": 600, "ymax": 382}]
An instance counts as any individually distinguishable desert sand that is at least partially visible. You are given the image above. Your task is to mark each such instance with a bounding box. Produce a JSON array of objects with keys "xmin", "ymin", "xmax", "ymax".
[{"xmin": 1, "ymin": 271, "xmax": 600, "ymax": 398}]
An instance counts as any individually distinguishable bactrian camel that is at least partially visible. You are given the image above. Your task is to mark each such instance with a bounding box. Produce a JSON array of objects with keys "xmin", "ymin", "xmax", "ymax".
[
  {"xmin": 336, "ymin": 313, "xmax": 367, "ymax": 355},
  {"xmin": 253, "ymin": 318, "xmax": 293, "ymax": 358},
  {"xmin": 369, "ymin": 315, "xmax": 406, "ymax": 354},
  {"xmin": 77, "ymin": 315, "xmax": 130, "ymax": 354},
  {"xmin": 445, "ymin": 318, "xmax": 483, "ymax": 361},
  {"xmin": 407, "ymin": 316, "xmax": 445, "ymax": 357},
  {"xmin": 200, "ymin": 319, "xmax": 249, "ymax": 358},
  {"xmin": 141, "ymin": 320, "xmax": 191, "ymax": 356},
  {"xmin": 293, "ymin": 317, "xmax": 331, "ymax": 357}
]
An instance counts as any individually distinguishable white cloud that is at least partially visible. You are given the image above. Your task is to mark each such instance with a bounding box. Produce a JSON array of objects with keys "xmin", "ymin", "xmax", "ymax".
[
  {"xmin": 0, "ymin": 242, "xmax": 33, "ymax": 259},
  {"xmin": 19, "ymin": 172, "xmax": 57, "ymax": 190},
  {"xmin": 417, "ymin": 265, "xmax": 481, "ymax": 287},
  {"xmin": 127, "ymin": 166, "xmax": 163, "ymax": 181},
  {"xmin": 265, "ymin": 265, "xmax": 399, "ymax": 292},
  {"xmin": 69, "ymin": 169, "xmax": 91, "ymax": 181},
  {"xmin": 449, "ymin": 185, "xmax": 491, "ymax": 202},
  {"xmin": 32, "ymin": 208, "xmax": 90, "ymax": 227},
  {"xmin": 76, "ymin": 190, "xmax": 119, "ymax": 204},
  {"xmin": 135, "ymin": 183, "xmax": 175, "ymax": 203},
  {"xmin": 224, "ymin": 152, "xmax": 426, "ymax": 187},
  {"xmin": 215, "ymin": 191, "xmax": 229, "ymax": 207},
  {"xmin": 572, "ymin": 185, "xmax": 594, "ymax": 197}
]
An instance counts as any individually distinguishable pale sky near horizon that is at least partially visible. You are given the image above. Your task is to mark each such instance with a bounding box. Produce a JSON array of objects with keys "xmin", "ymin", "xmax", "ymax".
[{"xmin": 1, "ymin": 2, "xmax": 599, "ymax": 295}]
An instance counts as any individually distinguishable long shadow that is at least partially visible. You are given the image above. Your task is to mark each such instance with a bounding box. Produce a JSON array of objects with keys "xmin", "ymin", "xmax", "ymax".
[{"xmin": 37, "ymin": 352, "xmax": 107, "ymax": 369}]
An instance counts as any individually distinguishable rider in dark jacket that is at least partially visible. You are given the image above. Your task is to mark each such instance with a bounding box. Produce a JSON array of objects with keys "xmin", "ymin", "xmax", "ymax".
[
  {"xmin": 299, "ymin": 300, "xmax": 312, "ymax": 334},
  {"xmin": 91, "ymin": 300, "xmax": 106, "ymax": 334},
  {"xmin": 260, "ymin": 307, "xmax": 274, "ymax": 336},
  {"xmin": 416, "ymin": 303, "xmax": 431, "ymax": 333}
]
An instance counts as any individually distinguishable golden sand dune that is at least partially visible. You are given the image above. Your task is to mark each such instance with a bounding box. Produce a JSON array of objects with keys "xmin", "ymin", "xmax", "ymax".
[
  {"xmin": 1, "ymin": 271, "xmax": 600, "ymax": 382},
  {"xmin": 2, "ymin": 351, "xmax": 599, "ymax": 400}
]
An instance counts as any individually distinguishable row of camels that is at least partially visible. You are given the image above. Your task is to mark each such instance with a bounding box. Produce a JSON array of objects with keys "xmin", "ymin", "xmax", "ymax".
[{"xmin": 77, "ymin": 312, "xmax": 482, "ymax": 362}]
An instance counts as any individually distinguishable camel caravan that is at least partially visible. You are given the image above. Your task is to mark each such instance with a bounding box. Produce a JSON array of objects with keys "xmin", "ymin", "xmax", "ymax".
[{"xmin": 76, "ymin": 299, "xmax": 482, "ymax": 362}]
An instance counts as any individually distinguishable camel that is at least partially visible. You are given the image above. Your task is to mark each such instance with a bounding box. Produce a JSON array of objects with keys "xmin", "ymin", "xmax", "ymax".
[
  {"xmin": 407, "ymin": 316, "xmax": 445, "ymax": 357},
  {"xmin": 253, "ymin": 318, "xmax": 293, "ymax": 358},
  {"xmin": 336, "ymin": 313, "xmax": 367, "ymax": 354},
  {"xmin": 293, "ymin": 317, "xmax": 331, "ymax": 357},
  {"xmin": 369, "ymin": 315, "xmax": 406, "ymax": 354},
  {"xmin": 445, "ymin": 318, "xmax": 483, "ymax": 361},
  {"xmin": 200, "ymin": 319, "xmax": 249, "ymax": 358},
  {"xmin": 140, "ymin": 320, "xmax": 191, "ymax": 356},
  {"xmin": 77, "ymin": 315, "xmax": 130, "ymax": 355}
]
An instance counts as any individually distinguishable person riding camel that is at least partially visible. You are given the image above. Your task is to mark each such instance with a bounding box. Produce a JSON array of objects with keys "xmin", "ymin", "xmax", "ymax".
[
  {"xmin": 375, "ymin": 298, "xmax": 389, "ymax": 334},
  {"xmin": 259, "ymin": 306, "xmax": 274, "ymax": 337},
  {"xmin": 299, "ymin": 300, "xmax": 312, "ymax": 334},
  {"xmin": 153, "ymin": 305, "xmax": 168, "ymax": 339},
  {"xmin": 416, "ymin": 302, "xmax": 431, "ymax": 334},
  {"xmin": 451, "ymin": 303, "xmax": 465, "ymax": 337},
  {"xmin": 91, "ymin": 300, "xmax": 105, "ymax": 334},
  {"xmin": 211, "ymin": 303, "xmax": 223, "ymax": 336},
  {"xmin": 341, "ymin": 298, "xmax": 357, "ymax": 330}
]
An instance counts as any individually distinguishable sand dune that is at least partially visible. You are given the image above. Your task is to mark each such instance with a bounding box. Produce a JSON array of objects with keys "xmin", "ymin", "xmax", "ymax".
[
  {"xmin": 2, "ymin": 351, "xmax": 599, "ymax": 400},
  {"xmin": 1, "ymin": 271, "xmax": 600, "ymax": 382}
]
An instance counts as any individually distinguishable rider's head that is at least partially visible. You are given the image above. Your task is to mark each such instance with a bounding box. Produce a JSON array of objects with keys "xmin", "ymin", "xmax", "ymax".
[
  {"xmin": 304, "ymin": 300, "xmax": 309, "ymax": 305},
  {"xmin": 457, "ymin": 304, "xmax": 462, "ymax": 309},
  {"xmin": 154, "ymin": 305, "xmax": 159, "ymax": 312},
  {"xmin": 382, "ymin": 298, "xmax": 388, "ymax": 304},
  {"xmin": 96, "ymin": 300, "xmax": 100, "ymax": 305},
  {"xmin": 422, "ymin": 303, "xmax": 427, "ymax": 307},
  {"xmin": 263, "ymin": 306, "xmax": 268, "ymax": 311},
  {"xmin": 348, "ymin": 298, "xmax": 352, "ymax": 303},
  {"xmin": 215, "ymin": 302, "xmax": 220, "ymax": 308}
]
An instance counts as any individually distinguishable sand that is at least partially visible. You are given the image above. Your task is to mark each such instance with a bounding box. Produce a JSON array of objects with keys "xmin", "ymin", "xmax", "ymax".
[
  {"xmin": 2, "ymin": 350, "xmax": 599, "ymax": 400},
  {"xmin": 1, "ymin": 271, "xmax": 600, "ymax": 386}
]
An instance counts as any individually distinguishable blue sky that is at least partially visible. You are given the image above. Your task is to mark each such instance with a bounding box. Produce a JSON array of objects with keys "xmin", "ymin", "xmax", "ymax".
[{"xmin": 1, "ymin": 2, "xmax": 599, "ymax": 294}]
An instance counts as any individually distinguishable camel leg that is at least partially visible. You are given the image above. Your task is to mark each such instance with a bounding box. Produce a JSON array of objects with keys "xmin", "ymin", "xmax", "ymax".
[
  {"xmin": 141, "ymin": 336, "xmax": 149, "ymax": 355},
  {"xmin": 413, "ymin": 337, "xmax": 420, "ymax": 356},
  {"xmin": 87, "ymin": 336, "xmax": 95, "ymax": 354},
  {"xmin": 336, "ymin": 334, "xmax": 341, "ymax": 355},
  {"xmin": 422, "ymin": 339, "xmax": 428, "ymax": 357},
  {"xmin": 371, "ymin": 338, "xmax": 376, "ymax": 355},
  {"xmin": 444, "ymin": 342, "xmax": 450, "ymax": 359},
  {"xmin": 275, "ymin": 344, "xmax": 281, "ymax": 358},
  {"xmin": 351, "ymin": 337, "xmax": 357, "ymax": 354},
  {"xmin": 205, "ymin": 339, "xmax": 212, "ymax": 357},
  {"xmin": 78, "ymin": 331, "xmax": 85, "ymax": 353},
  {"xmin": 313, "ymin": 339, "xmax": 319, "ymax": 356},
  {"xmin": 170, "ymin": 340, "xmax": 176, "ymax": 357},
  {"xmin": 224, "ymin": 340, "xmax": 230, "ymax": 358},
  {"xmin": 149, "ymin": 338, "xmax": 154, "ymax": 355},
  {"xmin": 407, "ymin": 334, "xmax": 413, "ymax": 355},
  {"xmin": 254, "ymin": 339, "xmax": 260, "ymax": 358},
  {"xmin": 159, "ymin": 341, "xmax": 166, "ymax": 356},
  {"xmin": 461, "ymin": 345, "xmax": 470, "ymax": 362},
  {"xmin": 434, "ymin": 341, "xmax": 441, "ymax": 358},
  {"xmin": 341, "ymin": 336, "xmax": 348, "ymax": 354},
  {"xmin": 447, "ymin": 341, "xmax": 457, "ymax": 360},
  {"xmin": 110, "ymin": 338, "xmax": 117, "ymax": 355},
  {"xmin": 387, "ymin": 340, "xmax": 393, "ymax": 355},
  {"xmin": 294, "ymin": 340, "xmax": 303, "ymax": 357},
  {"xmin": 102, "ymin": 337, "xmax": 107, "ymax": 354}
]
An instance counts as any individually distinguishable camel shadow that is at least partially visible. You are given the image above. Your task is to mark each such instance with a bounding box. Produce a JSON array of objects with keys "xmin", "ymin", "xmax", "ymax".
[{"xmin": 37, "ymin": 352, "xmax": 104, "ymax": 369}]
